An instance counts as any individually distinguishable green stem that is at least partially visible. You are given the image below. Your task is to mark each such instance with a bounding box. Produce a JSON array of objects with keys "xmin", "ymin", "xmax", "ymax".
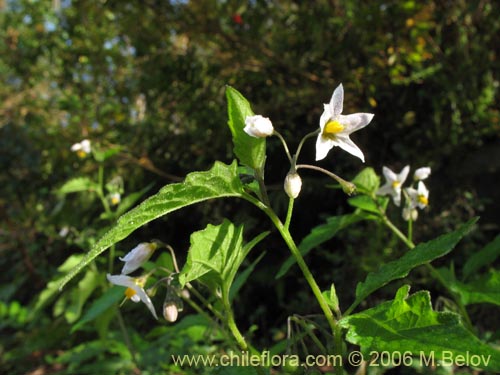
[
  {"xmin": 294, "ymin": 130, "xmax": 319, "ymax": 164},
  {"xmin": 284, "ymin": 197, "xmax": 294, "ymax": 230},
  {"xmin": 116, "ymin": 308, "xmax": 139, "ymax": 368},
  {"xmin": 291, "ymin": 316, "xmax": 328, "ymax": 353},
  {"xmin": 221, "ymin": 285, "xmax": 247, "ymax": 351},
  {"xmin": 243, "ymin": 192, "xmax": 344, "ymax": 374},
  {"xmin": 273, "ymin": 130, "xmax": 293, "ymax": 163},
  {"xmin": 255, "ymin": 167, "xmax": 271, "ymax": 207},
  {"xmin": 408, "ymin": 217, "xmax": 413, "ymax": 243},
  {"xmin": 296, "ymin": 164, "xmax": 356, "ymax": 195}
]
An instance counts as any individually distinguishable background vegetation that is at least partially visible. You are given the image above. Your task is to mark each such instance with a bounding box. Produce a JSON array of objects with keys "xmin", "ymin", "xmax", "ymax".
[{"xmin": 1, "ymin": 0, "xmax": 498, "ymax": 374}]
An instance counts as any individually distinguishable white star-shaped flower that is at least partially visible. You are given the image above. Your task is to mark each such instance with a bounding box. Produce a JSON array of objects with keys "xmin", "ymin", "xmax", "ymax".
[
  {"xmin": 406, "ymin": 181, "xmax": 429, "ymax": 209},
  {"xmin": 120, "ymin": 242, "xmax": 158, "ymax": 275},
  {"xmin": 107, "ymin": 274, "xmax": 158, "ymax": 319},
  {"xmin": 315, "ymin": 84, "xmax": 374, "ymax": 162},
  {"xmin": 377, "ymin": 165, "xmax": 410, "ymax": 206}
]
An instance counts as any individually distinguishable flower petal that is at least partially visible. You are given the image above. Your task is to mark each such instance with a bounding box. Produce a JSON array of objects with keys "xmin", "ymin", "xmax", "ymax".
[
  {"xmin": 338, "ymin": 113, "xmax": 374, "ymax": 133},
  {"xmin": 382, "ymin": 166, "xmax": 397, "ymax": 182},
  {"xmin": 377, "ymin": 182, "xmax": 394, "ymax": 196},
  {"xmin": 398, "ymin": 165, "xmax": 410, "ymax": 184},
  {"xmin": 330, "ymin": 83, "xmax": 344, "ymax": 117},
  {"xmin": 334, "ymin": 135, "xmax": 365, "ymax": 162},
  {"xmin": 319, "ymin": 103, "xmax": 333, "ymax": 132},
  {"xmin": 132, "ymin": 285, "xmax": 159, "ymax": 320},
  {"xmin": 315, "ymin": 134, "xmax": 334, "ymax": 161}
]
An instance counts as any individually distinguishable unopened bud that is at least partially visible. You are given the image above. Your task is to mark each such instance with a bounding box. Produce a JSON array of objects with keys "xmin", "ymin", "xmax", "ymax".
[
  {"xmin": 244, "ymin": 115, "xmax": 274, "ymax": 138},
  {"xmin": 284, "ymin": 172, "xmax": 302, "ymax": 199},
  {"xmin": 402, "ymin": 207, "xmax": 418, "ymax": 221},
  {"xmin": 163, "ymin": 301, "xmax": 179, "ymax": 322}
]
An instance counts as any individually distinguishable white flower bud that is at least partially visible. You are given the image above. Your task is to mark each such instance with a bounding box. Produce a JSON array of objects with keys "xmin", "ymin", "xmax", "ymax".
[
  {"xmin": 244, "ymin": 115, "xmax": 274, "ymax": 138},
  {"xmin": 163, "ymin": 301, "xmax": 179, "ymax": 323},
  {"xmin": 402, "ymin": 207, "xmax": 419, "ymax": 221},
  {"xmin": 284, "ymin": 172, "xmax": 302, "ymax": 199},
  {"xmin": 414, "ymin": 167, "xmax": 431, "ymax": 181}
]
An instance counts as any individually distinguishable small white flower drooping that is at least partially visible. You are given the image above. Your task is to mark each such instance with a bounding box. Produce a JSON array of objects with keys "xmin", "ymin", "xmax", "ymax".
[
  {"xmin": 120, "ymin": 242, "xmax": 158, "ymax": 275},
  {"xmin": 244, "ymin": 115, "xmax": 274, "ymax": 138},
  {"xmin": 107, "ymin": 274, "xmax": 158, "ymax": 319},
  {"xmin": 315, "ymin": 84, "xmax": 374, "ymax": 162},
  {"xmin": 70, "ymin": 139, "xmax": 91, "ymax": 158},
  {"xmin": 377, "ymin": 165, "xmax": 410, "ymax": 206}
]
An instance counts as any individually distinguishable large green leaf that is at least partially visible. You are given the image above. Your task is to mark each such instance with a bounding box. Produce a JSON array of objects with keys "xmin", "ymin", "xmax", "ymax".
[
  {"xmin": 179, "ymin": 220, "xmax": 267, "ymax": 293},
  {"xmin": 276, "ymin": 213, "xmax": 371, "ymax": 279},
  {"xmin": 226, "ymin": 86, "xmax": 266, "ymax": 170},
  {"xmin": 341, "ymin": 285, "xmax": 500, "ymax": 372},
  {"xmin": 463, "ymin": 234, "xmax": 500, "ymax": 280},
  {"xmin": 350, "ymin": 218, "xmax": 478, "ymax": 311},
  {"xmin": 59, "ymin": 161, "xmax": 244, "ymax": 290}
]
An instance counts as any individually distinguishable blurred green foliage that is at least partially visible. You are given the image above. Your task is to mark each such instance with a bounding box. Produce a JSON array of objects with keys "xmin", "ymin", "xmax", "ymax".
[{"xmin": 1, "ymin": 0, "xmax": 499, "ymax": 374}]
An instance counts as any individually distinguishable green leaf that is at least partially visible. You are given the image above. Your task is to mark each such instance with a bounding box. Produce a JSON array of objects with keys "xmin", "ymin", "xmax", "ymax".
[
  {"xmin": 229, "ymin": 251, "xmax": 266, "ymax": 302},
  {"xmin": 341, "ymin": 285, "xmax": 500, "ymax": 372},
  {"xmin": 71, "ymin": 286, "xmax": 124, "ymax": 332},
  {"xmin": 226, "ymin": 86, "xmax": 266, "ymax": 170},
  {"xmin": 115, "ymin": 183, "xmax": 154, "ymax": 217},
  {"xmin": 439, "ymin": 268, "xmax": 500, "ymax": 307},
  {"xmin": 179, "ymin": 221, "xmax": 266, "ymax": 294},
  {"xmin": 59, "ymin": 161, "xmax": 244, "ymax": 291},
  {"xmin": 276, "ymin": 213, "xmax": 370, "ymax": 279},
  {"xmin": 351, "ymin": 167, "xmax": 380, "ymax": 194},
  {"xmin": 57, "ymin": 177, "xmax": 97, "ymax": 194},
  {"xmin": 347, "ymin": 195, "xmax": 388, "ymax": 215},
  {"xmin": 463, "ymin": 234, "xmax": 500, "ymax": 280},
  {"xmin": 179, "ymin": 220, "xmax": 244, "ymax": 289},
  {"xmin": 351, "ymin": 218, "xmax": 478, "ymax": 312}
]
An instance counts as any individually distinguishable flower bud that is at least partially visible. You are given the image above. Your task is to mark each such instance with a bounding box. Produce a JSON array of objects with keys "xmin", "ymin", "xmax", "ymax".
[
  {"xmin": 284, "ymin": 172, "xmax": 302, "ymax": 199},
  {"xmin": 414, "ymin": 167, "xmax": 431, "ymax": 181},
  {"xmin": 244, "ymin": 115, "xmax": 274, "ymax": 138},
  {"xmin": 163, "ymin": 301, "xmax": 179, "ymax": 323},
  {"xmin": 402, "ymin": 207, "xmax": 418, "ymax": 221}
]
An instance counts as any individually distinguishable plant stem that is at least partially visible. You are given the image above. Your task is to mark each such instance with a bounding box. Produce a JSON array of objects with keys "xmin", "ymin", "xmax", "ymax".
[
  {"xmin": 116, "ymin": 308, "xmax": 139, "ymax": 368},
  {"xmin": 408, "ymin": 217, "xmax": 413, "ymax": 243},
  {"xmin": 243, "ymin": 193, "xmax": 344, "ymax": 374},
  {"xmin": 255, "ymin": 167, "xmax": 271, "ymax": 207},
  {"xmin": 296, "ymin": 164, "xmax": 356, "ymax": 195},
  {"xmin": 273, "ymin": 130, "xmax": 293, "ymax": 163},
  {"xmin": 294, "ymin": 130, "xmax": 319, "ymax": 164},
  {"xmin": 284, "ymin": 197, "xmax": 294, "ymax": 230},
  {"xmin": 221, "ymin": 285, "xmax": 247, "ymax": 351}
]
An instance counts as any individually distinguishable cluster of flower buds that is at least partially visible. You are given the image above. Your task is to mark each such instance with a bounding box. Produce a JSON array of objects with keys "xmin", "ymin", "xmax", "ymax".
[{"xmin": 377, "ymin": 166, "xmax": 431, "ymax": 221}]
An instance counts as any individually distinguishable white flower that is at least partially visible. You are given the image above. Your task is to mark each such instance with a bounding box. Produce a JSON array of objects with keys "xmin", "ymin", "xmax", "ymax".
[
  {"xmin": 70, "ymin": 139, "xmax": 91, "ymax": 158},
  {"xmin": 406, "ymin": 181, "xmax": 429, "ymax": 209},
  {"xmin": 284, "ymin": 172, "xmax": 302, "ymax": 199},
  {"xmin": 315, "ymin": 84, "xmax": 374, "ymax": 162},
  {"xmin": 107, "ymin": 274, "xmax": 158, "ymax": 319},
  {"xmin": 244, "ymin": 115, "xmax": 274, "ymax": 138},
  {"xmin": 120, "ymin": 242, "xmax": 158, "ymax": 275},
  {"xmin": 110, "ymin": 192, "xmax": 121, "ymax": 206},
  {"xmin": 414, "ymin": 167, "xmax": 431, "ymax": 181},
  {"xmin": 377, "ymin": 165, "xmax": 410, "ymax": 206}
]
